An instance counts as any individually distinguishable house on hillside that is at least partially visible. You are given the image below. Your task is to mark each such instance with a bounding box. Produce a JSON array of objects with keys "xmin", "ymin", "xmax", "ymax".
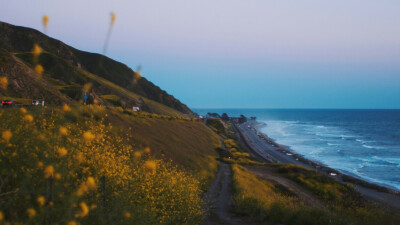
[{"xmin": 132, "ymin": 106, "xmax": 140, "ymax": 112}]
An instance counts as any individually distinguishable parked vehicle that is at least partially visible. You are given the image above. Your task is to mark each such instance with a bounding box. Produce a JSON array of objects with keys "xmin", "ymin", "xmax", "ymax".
[
  {"xmin": 32, "ymin": 100, "xmax": 41, "ymax": 105},
  {"xmin": 2, "ymin": 99, "xmax": 15, "ymax": 107}
]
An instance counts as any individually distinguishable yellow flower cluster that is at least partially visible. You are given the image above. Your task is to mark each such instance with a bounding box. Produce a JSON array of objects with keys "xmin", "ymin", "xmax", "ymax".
[
  {"xmin": 77, "ymin": 177, "xmax": 97, "ymax": 196},
  {"xmin": 2, "ymin": 130, "xmax": 12, "ymax": 143},
  {"xmin": 0, "ymin": 106, "xmax": 203, "ymax": 224}
]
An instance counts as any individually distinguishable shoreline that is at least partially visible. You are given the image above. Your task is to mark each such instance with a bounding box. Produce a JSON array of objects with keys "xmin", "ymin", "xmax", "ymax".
[
  {"xmin": 251, "ymin": 120, "xmax": 400, "ymax": 192},
  {"xmin": 232, "ymin": 118, "xmax": 400, "ymax": 208}
]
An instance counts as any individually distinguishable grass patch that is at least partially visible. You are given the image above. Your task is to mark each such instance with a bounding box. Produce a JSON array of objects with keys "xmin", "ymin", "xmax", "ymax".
[
  {"xmin": 101, "ymin": 94, "xmax": 121, "ymax": 106},
  {"xmin": 231, "ymin": 164, "xmax": 331, "ymax": 225},
  {"xmin": 220, "ymin": 139, "xmax": 265, "ymax": 165},
  {"xmin": 206, "ymin": 118, "xmax": 225, "ymax": 135},
  {"xmin": 232, "ymin": 163, "xmax": 400, "ymax": 225}
]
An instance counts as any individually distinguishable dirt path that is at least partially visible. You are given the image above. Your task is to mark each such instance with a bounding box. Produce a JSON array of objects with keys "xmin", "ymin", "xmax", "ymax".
[
  {"xmin": 246, "ymin": 165, "xmax": 326, "ymax": 209},
  {"xmin": 203, "ymin": 162, "xmax": 250, "ymax": 225}
]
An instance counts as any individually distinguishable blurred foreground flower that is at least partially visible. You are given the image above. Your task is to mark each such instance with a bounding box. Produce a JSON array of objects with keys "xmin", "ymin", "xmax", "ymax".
[
  {"xmin": 59, "ymin": 126, "xmax": 68, "ymax": 136},
  {"xmin": 2, "ymin": 130, "xmax": 12, "ymax": 143},
  {"xmin": 144, "ymin": 160, "xmax": 156, "ymax": 173},
  {"xmin": 83, "ymin": 131, "xmax": 95, "ymax": 143},
  {"xmin": 63, "ymin": 104, "xmax": 71, "ymax": 112},
  {"xmin": 124, "ymin": 211, "xmax": 131, "ymax": 218},
  {"xmin": 77, "ymin": 177, "xmax": 97, "ymax": 196},
  {"xmin": 34, "ymin": 65, "xmax": 44, "ymax": 76},
  {"xmin": 44, "ymin": 165, "xmax": 54, "ymax": 178},
  {"xmin": 68, "ymin": 221, "xmax": 77, "ymax": 225},
  {"xmin": 57, "ymin": 147, "xmax": 68, "ymax": 157},
  {"xmin": 24, "ymin": 114, "xmax": 34, "ymax": 123},
  {"xmin": 20, "ymin": 107, "xmax": 27, "ymax": 114},
  {"xmin": 37, "ymin": 196, "xmax": 45, "ymax": 206},
  {"xmin": 27, "ymin": 208, "xmax": 36, "ymax": 218},
  {"xmin": 134, "ymin": 151, "xmax": 141, "ymax": 159},
  {"xmin": 144, "ymin": 147, "xmax": 151, "ymax": 154},
  {"xmin": 32, "ymin": 44, "xmax": 42, "ymax": 59},
  {"xmin": 0, "ymin": 77, "xmax": 8, "ymax": 90},
  {"xmin": 103, "ymin": 12, "xmax": 117, "ymax": 54},
  {"xmin": 76, "ymin": 202, "xmax": 89, "ymax": 218},
  {"xmin": 42, "ymin": 15, "xmax": 49, "ymax": 33}
]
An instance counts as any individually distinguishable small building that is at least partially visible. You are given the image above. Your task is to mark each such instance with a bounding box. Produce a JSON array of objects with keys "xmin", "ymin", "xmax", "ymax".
[{"xmin": 132, "ymin": 106, "xmax": 140, "ymax": 112}]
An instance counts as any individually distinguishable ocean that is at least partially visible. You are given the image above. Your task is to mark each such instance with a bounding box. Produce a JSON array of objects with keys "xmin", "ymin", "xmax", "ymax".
[{"xmin": 193, "ymin": 109, "xmax": 400, "ymax": 191}]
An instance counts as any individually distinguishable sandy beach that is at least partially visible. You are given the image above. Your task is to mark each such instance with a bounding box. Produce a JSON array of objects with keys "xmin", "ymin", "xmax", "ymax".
[{"xmin": 233, "ymin": 119, "xmax": 400, "ymax": 209}]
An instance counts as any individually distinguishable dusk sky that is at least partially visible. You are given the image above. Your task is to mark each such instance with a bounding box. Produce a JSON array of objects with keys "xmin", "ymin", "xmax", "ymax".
[{"xmin": 1, "ymin": 0, "xmax": 399, "ymax": 109}]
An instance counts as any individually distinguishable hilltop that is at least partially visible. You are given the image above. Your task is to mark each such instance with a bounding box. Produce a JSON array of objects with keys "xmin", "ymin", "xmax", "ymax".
[{"xmin": 0, "ymin": 21, "xmax": 191, "ymax": 116}]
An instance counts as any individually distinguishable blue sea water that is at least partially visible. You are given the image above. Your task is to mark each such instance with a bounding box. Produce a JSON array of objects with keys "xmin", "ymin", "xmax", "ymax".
[{"xmin": 193, "ymin": 109, "xmax": 400, "ymax": 191}]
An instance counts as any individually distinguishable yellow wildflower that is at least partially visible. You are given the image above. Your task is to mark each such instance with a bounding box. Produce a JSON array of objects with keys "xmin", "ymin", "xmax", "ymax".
[
  {"xmin": 86, "ymin": 177, "xmax": 96, "ymax": 190},
  {"xmin": 20, "ymin": 107, "xmax": 27, "ymax": 114},
  {"xmin": 75, "ymin": 152, "xmax": 84, "ymax": 163},
  {"xmin": 0, "ymin": 211, "xmax": 3, "ymax": 221},
  {"xmin": 44, "ymin": 165, "xmax": 54, "ymax": 178},
  {"xmin": 34, "ymin": 64, "xmax": 44, "ymax": 75},
  {"xmin": 124, "ymin": 211, "xmax": 131, "ymax": 218},
  {"xmin": 23, "ymin": 114, "xmax": 34, "ymax": 123},
  {"xmin": 68, "ymin": 221, "xmax": 77, "ymax": 225},
  {"xmin": 144, "ymin": 160, "xmax": 156, "ymax": 173},
  {"xmin": 42, "ymin": 15, "xmax": 49, "ymax": 31},
  {"xmin": 59, "ymin": 126, "xmax": 68, "ymax": 136},
  {"xmin": 134, "ymin": 71, "xmax": 141, "ymax": 80},
  {"xmin": 0, "ymin": 77, "xmax": 7, "ymax": 90},
  {"xmin": 37, "ymin": 161, "xmax": 44, "ymax": 169},
  {"xmin": 83, "ymin": 131, "xmax": 95, "ymax": 143},
  {"xmin": 76, "ymin": 202, "xmax": 89, "ymax": 217},
  {"xmin": 2, "ymin": 130, "xmax": 12, "ymax": 142},
  {"xmin": 144, "ymin": 147, "xmax": 151, "ymax": 154},
  {"xmin": 54, "ymin": 173, "xmax": 61, "ymax": 180},
  {"xmin": 77, "ymin": 177, "xmax": 96, "ymax": 196},
  {"xmin": 134, "ymin": 151, "xmax": 141, "ymax": 159},
  {"xmin": 111, "ymin": 12, "xmax": 116, "ymax": 26},
  {"xmin": 57, "ymin": 147, "xmax": 67, "ymax": 157},
  {"xmin": 27, "ymin": 208, "xmax": 36, "ymax": 218},
  {"xmin": 37, "ymin": 196, "xmax": 45, "ymax": 206},
  {"xmin": 62, "ymin": 104, "xmax": 71, "ymax": 112},
  {"xmin": 32, "ymin": 44, "xmax": 42, "ymax": 58}
]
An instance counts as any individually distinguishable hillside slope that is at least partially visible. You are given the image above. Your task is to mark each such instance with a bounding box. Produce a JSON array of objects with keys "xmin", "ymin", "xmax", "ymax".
[{"xmin": 0, "ymin": 21, "xmax": 191, "ymax": 115}]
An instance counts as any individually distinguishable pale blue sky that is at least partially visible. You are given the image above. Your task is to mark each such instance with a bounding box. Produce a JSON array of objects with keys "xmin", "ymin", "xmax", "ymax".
[{"xmin": 1, "ymin": 0, "xmax": 399, "ymax": 108}]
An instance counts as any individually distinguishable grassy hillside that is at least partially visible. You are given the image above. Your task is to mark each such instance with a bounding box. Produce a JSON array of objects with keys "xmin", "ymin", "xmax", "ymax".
[
  {"xmin": 0, "ymin": 21, "xmax": 192, "ymax": 115},
  {"xmin": 0, "ymin": 106, "xmax": 220, "ymax": 224},
  {"xmin": 231, "ymin": 164, "xmax": 400, "ymax": 225}
]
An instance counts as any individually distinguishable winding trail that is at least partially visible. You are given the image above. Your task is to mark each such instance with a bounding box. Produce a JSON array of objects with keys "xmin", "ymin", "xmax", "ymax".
[
  {"xmin": 203, "ymin": 162, "xmax": 249, "ymax": 225},
  {"xmin": 202, "ymin": 118, "xmax": 250, "ymax": 225}
]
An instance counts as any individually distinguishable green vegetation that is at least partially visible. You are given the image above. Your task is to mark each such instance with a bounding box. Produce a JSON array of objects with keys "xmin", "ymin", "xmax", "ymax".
[
  {"xmin": 232, "ymin": 164, "xmax": 330, "ymax": 225},
  {"xmin": 0, "ymin": 106, "xmax": 220, "ymax": 224},
  {"xmin": 206, "ymin": 118, "xmax": 225, "ymax": 135},
  {"xmin": 222, "ymin": 139, "xmax": 265, "ymax": 165},
  {"xmin": 231, "ymin": 164, "xmax": 400, "ymax": 225},
  {"xmin": 101, "ymin": 94, "xmax": 121, "ymax": 106},
  {"xmin": 270, "ymin": 164, "xmax": 361, "ymax": 205}
]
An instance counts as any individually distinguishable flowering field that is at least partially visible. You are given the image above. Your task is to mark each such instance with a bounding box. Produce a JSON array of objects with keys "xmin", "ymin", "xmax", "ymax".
[{"xmin": 0, "ymin": 105, "xmax": 209, "ymax": 224}]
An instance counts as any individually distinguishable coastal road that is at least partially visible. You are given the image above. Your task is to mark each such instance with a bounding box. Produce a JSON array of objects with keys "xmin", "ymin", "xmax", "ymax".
[
  {"xmin": 235, "ymin": 120, "xmax": 400, "ymax": 209},
  {"xmin": 236, "ymin": 121, "xmax": 314, "ymax": 169}
]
